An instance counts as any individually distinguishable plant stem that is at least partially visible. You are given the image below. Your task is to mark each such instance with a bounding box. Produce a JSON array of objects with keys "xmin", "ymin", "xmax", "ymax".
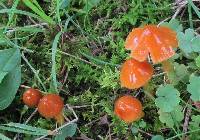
[
  {"xmin": 180, "ymin": 99, "xmax": 200, "ymax": 113},
  {"xmin": 167, "ymin": 128, "xmax": 200, "ymax": 140},
  {"xmin": 144, "ymin": 90, "xmax": 155, "ymax": 101},
  {"xmin": 21, "ymin": 53, "xmax": 47, "ymax": 92},
  {"xmin": 188, "ymin": 2, "xmax": 193, "ymax": 29}
]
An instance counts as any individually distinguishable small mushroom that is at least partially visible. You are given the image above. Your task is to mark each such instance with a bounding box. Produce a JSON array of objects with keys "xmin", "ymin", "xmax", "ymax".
[
  {"xmin": 23, "ymin": 88, "xmax": 43, "ymax": 108},
  {"xmin": 38, "ymin": 94, "xmax": 64, "ymax": 119},
  {"xmin": 114, "ymin": 95, "xmax": 144, "ymax": 123},
  {"xmin": 120, "ymin": 58, "xmax": 153, "ymax": 89},
  {"xmin": 125, "ymin": 25, "xmax": 178, "ymax": 64}
]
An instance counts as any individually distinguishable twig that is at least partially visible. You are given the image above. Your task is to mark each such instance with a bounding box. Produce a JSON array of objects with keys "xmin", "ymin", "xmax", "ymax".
[
  {"xmin": 182, "ymin": 100, "xmax": 192, "ymax": 140},
  {"xmin": 84, "ymin": 118, "xmax": 100, "ymax": 127},
  {"xmin": 138, "ymin": 128, "xmax": 153, "ymax": 137},
  {"xmin": 13, "ymin": 108, "xmax": 38, "ymax": 140},
  {"xmin": 152, "ymin": 72, "xmax": 166, "ymax": 78},
  {"xmin": 59, "ymin": 69, "xmax": 69, "ymax": 93},
  {"xmin": 70, "ymin": 105, "xmax": 93, "ymax": 109},
  {"xmin": 134, "ymin": 89, "xmax": 142, "ymax": 97},
  {"xmin": 57, "ymin": 50, "xmax": 100, "ymax": 68},
  {"xmin": 158, "ymin": 17, "xmax": 171, "ymax": 26},
  {"xmin": 172, "ymin": 4, "xmax": 186, "ymax": 19},
  {"xmin": 20, "ymin": 85, "xmax": 31, "ymax": 89},
  {"xmin": 25, "ymin": 108, "xmax": 38, "ymax": 124}
]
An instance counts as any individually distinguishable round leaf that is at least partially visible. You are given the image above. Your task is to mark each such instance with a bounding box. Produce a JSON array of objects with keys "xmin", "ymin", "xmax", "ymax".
[
  {"xmin": 151, "ymin": 135, "xmax": 164, "ymax": 140},
  {"xmin": 155, "ymin": 85, "xmax": 180, "ymax": 112},
  {"xmin": 187, "ymin": 75, "xmax": 200, "ymax": 101}
]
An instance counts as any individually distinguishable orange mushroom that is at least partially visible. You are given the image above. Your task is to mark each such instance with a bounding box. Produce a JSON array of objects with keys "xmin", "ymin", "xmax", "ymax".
[
  {"xmin": 38, "ymin": 94, "xmax": 64, "ymax": 119},
  {"xmin": 120, "ymin": 58, "xmax": 153, "ymax": 89},
  {"xmin": 114, "ymin": 95, "xmax": 144, "ymax": 123},
  {"xmin": 23, "ymin": 88, "xmax": 43, "ymax": 108},
  {"xmin": 125, "ymin": 25, "xmax": 178, "ymax": 64}
]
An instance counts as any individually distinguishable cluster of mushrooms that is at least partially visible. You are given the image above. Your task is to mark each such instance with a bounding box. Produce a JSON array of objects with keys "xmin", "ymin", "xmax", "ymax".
[
  {"xmin": 23, "ymin": 25, "xmax": 178, "ymax": 125},
  {"xmin": 23, "ymin": 88, "xmax": 64, "ymax": 124},
  {"xmin": 114, "ymin": 25, "xmax": 178, "ymax": 123}
]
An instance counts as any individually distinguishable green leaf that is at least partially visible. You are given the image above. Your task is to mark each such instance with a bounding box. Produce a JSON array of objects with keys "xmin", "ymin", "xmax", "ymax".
[
  {"xmin": 177, "ymin": 28, "xmax": 200, "ymax": 54},
  {"xmin": 51, "ymin": 31, "xmax": 62, "ymax": 93},
  {"xmin": 60, "ymin": 0, "xmax": 71, "ymax": 9},
  {"xmin": 189, "ymin": 115, "xmax": 200, "ymax": 139},
  {"xmin": 0, "ymin": 133, "xmax": 11, "ymax": 140},
  {"xmin": 0, "ymin": 123, "xmax": 49, "ymax": 136},
  {"xmin": 6, "ymin": 123, "xmax": 49, "ymax": 134},
  {"xmin": 191, "ymin": 37, "xmax": 200, "ymax": 52},
  {"xmin": 22, "ymin": 0, "xmax": 55, "ymax": 24},
  {"xmin": 158, "ymin": 105, "xmax": 184, "ymax": 127},
  {"xmin": 131, "ymin": 127, "xmax": 138, "ymax": 135},
  {"xmin": 188, "ymin": 0, "xmax": 200, "ymax": 19},
  {"xmin": 0, "ymin": 71, "xmax": 8, "ymax": 83},
  {"xmin": 195, "ymin": 56, "xmax": 200, "ymax": 67},
  {"xmin": 167, "ymin": 62, "xmax": 189, "ymax": 85},
  {"xmin": 7, "ymin": 26, "xmax": 45, "ymax": 33},
  {"xmin": 161, "ymin": 19, "xmax": 183, "ymax": 32},
  {"xmin": 187, "ymin": 75, "xmax": 200, "ymax": 101},
  {"xmin": 151, "ymin": 135, "xmax": 164, "ymax": 140},
  {"xmin": 177, "ymin": 29, "xmax": 194, "ymax": 54},
  {"xmin": 6, "ymin": 0, "xmax": 20, "ymax": 29},
  {"xmin": 155, "ymin": 85, "xmax": 180, "ymax": 112},
  {"xmin": 0, "ymin": 9, "xmax": 40, "ymax": 19},
  {"xmin": 0, "ymin": 48, "xmax": 21, "ymax": 110},
  {"xmin": 189, "ymin": 115, "xmax": 200, "ymax": 130},
  {"xmin": 83, "ymin": 0, "xmax": 101, "ymax": 13},
  {"xmin": 54, "ymin": 123, "xmax": 77, "ymax": 140}
]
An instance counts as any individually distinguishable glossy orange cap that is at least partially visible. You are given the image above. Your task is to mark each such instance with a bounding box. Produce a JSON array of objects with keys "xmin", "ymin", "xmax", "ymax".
[
  {"xmin": 125, "ymin": 25, "xmax": 178, "ymax": 64},
  {"xmin": 120, "ymin": 58, "xmax": 153, "ymax": 89},
  {"xmin": 23, "ymin": 88, "xmax": 42, "ymax": 108},
  {"xmin": 114, "ymin": 95, "xmax": 144, "ymax": 123},
  {"xmin": 38, "ymin": 94, "xmax": 64, "ymax": 118}
]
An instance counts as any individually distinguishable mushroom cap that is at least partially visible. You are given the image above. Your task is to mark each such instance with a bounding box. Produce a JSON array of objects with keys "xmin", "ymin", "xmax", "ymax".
[
  {"xmin": 125, "ymin": 25, "xmax": 178, "ymax": 64},
  {"xmin": 120, "ymin": 58, "xmax": 153, "ymax": 89},
  {"xmin": 38, "ymin": 94, "xmax": 64, "ymax": 118},
  {"xmin": 23, "ymin": 88, "xmax": 42, "ymax": 108},
  {"xmin": 114, "ymin": 95, "xmax": 144, "ymax": 123}
]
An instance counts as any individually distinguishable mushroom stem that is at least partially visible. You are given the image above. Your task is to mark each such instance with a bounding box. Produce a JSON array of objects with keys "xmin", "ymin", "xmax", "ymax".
[
  {"xmin": 144, "ymin": 90, "xmax": 155, "ymax": 101},
  {"xmin": 162, "ymin": 60, "xmax": 174, "ymax": 73}
]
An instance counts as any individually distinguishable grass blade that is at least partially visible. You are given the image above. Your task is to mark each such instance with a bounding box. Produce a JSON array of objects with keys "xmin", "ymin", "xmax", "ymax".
[
  {"xmin": 187, "ymin": 0, "xmax": 200, "ymax": 19},
  {"xmin": 0, "ymin": 9, "xmax": 41, "ymax": 20},
  {"xmin": 0, "ymin": 125, "xmax": 48, "ymax": 136},
  {"xmin": 56, "ymin": 0, "xmax": 61, "ymax": 23},
  {"xmin": 5, "ymin": 123, "xmax": 49, "ymax": 134},
  {"xmin": 79, "ymin": 51, "xmax": 120, "ymax": 67},
  {"xmin": 22, "ymin": 0, "xmax": 55, "ymax": 24},
  {"xmin": 51, "ymin": 31, "xmax": 62, "ymax": 93},
  {"xmin": 32, "ymin": 0, "xmax": 45, "ymax": 13},
  {"xmin": 0, "ymin": 133, "xmax": 11, "ymax": 140},
  {"xmin": 6, "ymin": 0, "xmax": 20, "ymax": 29}
]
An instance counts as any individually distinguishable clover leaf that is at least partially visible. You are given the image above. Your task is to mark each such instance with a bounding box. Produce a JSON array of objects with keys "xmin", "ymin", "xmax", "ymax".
[
  {"xmin": 195, "ymin": 56, "xmax": 200, "ymax": 68},
  {"xmin": 177, "ymin": 28, "xmax": 200, "ymax": 54},
  {"xmin": 187, "ymin": 74, "xmax": 200, "ymax": 101},
  {"xmin": 155, "ymin": 85, "xmax": 180, "ymax": 112},
  {"xmin": 189, "ymin": 115, "xmax": 200, "ymax": 140},
  {"xmin": 161, "ymin": 19, "xmax": 183, "ymax": 33},
  {"xmin": 158, "ymin": 105, "xmax": 184, "ymax": 127}
]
